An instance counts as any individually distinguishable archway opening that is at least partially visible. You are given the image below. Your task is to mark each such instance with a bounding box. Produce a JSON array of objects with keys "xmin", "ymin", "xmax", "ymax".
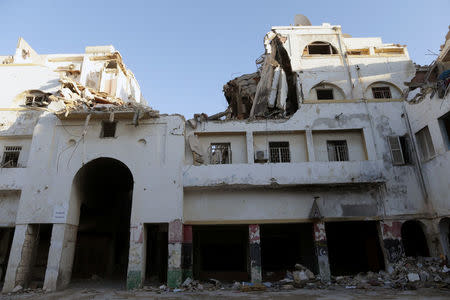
[
  {"xmin": 72, "ymin": 158, "xmax": 133, "ymax": 281},
  {"xmin": 401, "ymin": 220, "xmax": 430, "ymax": 257},
  {"xmin": 439, "ymin": 218, "xmax": 450, "ymax": 262}
]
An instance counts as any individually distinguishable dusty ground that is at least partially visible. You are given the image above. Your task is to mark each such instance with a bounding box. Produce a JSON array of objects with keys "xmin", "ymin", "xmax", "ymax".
[{"xmin": 1, "ymin": 284, "xmax": 450, "ymax": 300}]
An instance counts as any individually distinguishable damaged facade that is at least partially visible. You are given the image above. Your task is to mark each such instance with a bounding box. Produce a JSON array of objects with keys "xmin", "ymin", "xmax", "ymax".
[{"xmin": 0, "ymin": 17, "xmax": 449, "ymax": 294}]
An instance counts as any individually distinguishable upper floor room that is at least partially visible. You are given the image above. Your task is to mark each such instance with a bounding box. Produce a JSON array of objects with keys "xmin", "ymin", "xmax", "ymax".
[{"xmin": 0, "ymin": 38, "xmax": 145, "ymax": 109}]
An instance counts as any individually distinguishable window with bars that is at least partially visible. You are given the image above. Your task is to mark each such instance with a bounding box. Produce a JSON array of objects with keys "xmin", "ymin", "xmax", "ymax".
[
  {"xmin": 269, "ymin": 142, "xmax": 290, "ymax": 163},
  {"xmin": 415, "ymin": 126, "xmax": 435, "ymax": 161},
  {"xmin": 327, "ymin": 140, "xmax": 349, "ymax": 161},
  {"xmin": 2, "ymin": 146, "xmax": 22, "ymax": 168},
  {"xmin": 101, "ymin": 121, "xmax": 117, "ymax": 138},
  {"xmin": 371, "ymin": 87, "xmax": 392, "ymax": 99},
  {"xmin": 209, "ymin": 143, "xmax": 231, "ymax": 164}
]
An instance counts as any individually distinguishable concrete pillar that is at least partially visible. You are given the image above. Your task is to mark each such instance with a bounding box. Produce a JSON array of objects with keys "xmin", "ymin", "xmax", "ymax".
[
  {"xmin": 2, "ymin": 224, "xmax": 37, "ymax": 292},
  {"xmin": 305, "ymin": 127, "xmax": 315, "ymax": 162},
  {"xmin": 182, "ymin": 225, "xmax": 193, "ymax": 280},
  {"xmin": 168, "ymin": 219, "xmax": 183, "ymax": 288},
  {"xmin": 246, "ymin": 131, "xmax": 254, "ymax": 164},
  {"xmin": 379, "ymin": 220, "xmax": 404, "ymax": 272},
  {"xmin": 127, "ymin": 223, "xmax": 146, "ymax": 290},
  {"xmin": 43, "ymin": 224, "xmax": 77, "ymax": 291},
  {"xmin": 313, "ymin": 221, "xmax": 331, "ymax": 282},
  {"xmin": 421, "ymin": 219, "xmax": 443, "ymax": 258},
  {"xmin": 249, "ymin": 224, "xmax": 262, "ymax": 283}
]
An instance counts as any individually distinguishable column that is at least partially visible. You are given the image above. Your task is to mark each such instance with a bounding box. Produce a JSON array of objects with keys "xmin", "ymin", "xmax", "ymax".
[
  {"xmin": 182, "ymin": 225, "xmax": 193, "ymax": 280},
  {"xmin": 379, "ymin": 220, "xmax": 404, "ymax": 272},
  {"xmin": 249, "ymin": 224, "xmax": 262, "ymax": 284},
  {"xmin": 2, "ymin": 224, "xmax": 37, "ymax": 292},
  {"xmin": 246, "ymin": 131, "xmax": 254, "ymax": 164},
  {"xmin": 313, "ymin": 221, "xmax": 331, "ymax": 282},
  {"xmin": 421, "ymin": 219, "xmax": 443, "ymax": 258},
  {"xmin": 127, "ymin": 223, "xmax": 145, "ymax": 290},
  {"xmin": 168, "ymin": 219, "xmax": 183, "ymax": 288},
  {"xmin": 305, "ymin": 127, "xmax": 315, "ymax": 162},
  {"xmin": 43, "ymin": 224, "xmax": 77, "ymax": 291}
]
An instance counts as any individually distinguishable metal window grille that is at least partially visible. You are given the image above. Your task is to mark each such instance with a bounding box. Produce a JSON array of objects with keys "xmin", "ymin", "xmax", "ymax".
[
  {"xmin": 209, "ymin": 143, "xmax": 231, "ymax": 164},
  {"xmin": 269, "ymin": 142, "xmax": 290, "ymax": 163},
  {"xmin": 327, "ymin": 140, "xmax": 349, "ymax": 161},
  {"xmin": 101, "ymin": 121, "xmax": 117, "ymax": 138},
  {"xmin": 372, "ymin": 87, "xmax": 392, "ymax": 99},
  {"xmin": 2, "ymin": 146, "xmax": 22, "ymax": 168}
]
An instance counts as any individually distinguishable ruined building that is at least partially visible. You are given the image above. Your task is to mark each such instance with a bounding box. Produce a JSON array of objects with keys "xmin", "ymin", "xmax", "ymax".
[{"xmin": 0, "ymin": 16, "xmax": 449, "ymax": 293}]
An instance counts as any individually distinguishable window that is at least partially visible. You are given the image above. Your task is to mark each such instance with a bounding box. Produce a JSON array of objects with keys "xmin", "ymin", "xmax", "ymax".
[
  {"xmin": 269, "ymin": 142, "xmax": 290, "ymax": 163},
  {"xmin": 388, "ymin": 136, "xmax": 411, "ymax": 165},
  {"xmin": 2, "ymin": 146, "xmax": 21, "ymax": 168},
  {"xmin": 327, "ymin": 140, "xmax": 349, "ymax": 161},
  {"xmin": 101, "ymin": 121, "xmax": 117, "ymax": 138},
  {"xmin": 25, "ymin": 94, "xmax": 48, "ymax": 107},
  {"xmin": 209, "ymin": 143, "xmax": 231, "ymax": 164},
  {"xmin": 438, "ymin": 112, "xmax": 450, "ymax": 150},
  {"xmin": 305, "ymin": 42, "xmax": 338, "ymax": 55},
  {"xmin": 415, "ymin": 126, "xmax": 435, "ymax": 161},
  {"xmin": 316, "ymin": 89, "xmax": 334, "ymax": 100},
  {"xmin": 372, "ymin": 87, "xmax": 392, "ymax": 99}
]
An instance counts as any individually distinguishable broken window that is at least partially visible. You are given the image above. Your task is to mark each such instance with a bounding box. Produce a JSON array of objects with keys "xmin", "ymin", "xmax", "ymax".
[
  {"xmin": 25, "ymin": 94, "xmax": 48, "ymax": 107},
  {"xmin": 1, "ymin": 146, "xmax": 21, "ymax": 168},
  {"xmin": 438, "ymin": 112, "xmax": 450, "ymax": 150},
  {"xmin": 327, "ymin": 140, "xmax": 349, "ymax": 161},
  {"xmin": 372, "ymin": 87, "xmax": 392, "ymax": 99},
  {"xmin": 209, "ymin": 143, "xmax": 231, "ymax": 164},
  {"xmin": 305, "ymin": 42, "xmax": 338, "ymax": 55},
  {"xmin": 101, "ymin": 121, "xmax": 117, "ymax": 138},
  {"xmin": 388, "ymin": 136, "xmax": 411, "ymax": 165},
  {"xmin": 316, "ymin": 89, "xmax": 334, "ymax": 100},
  {"xmin": 415, "ymin": 126, "xmax": 435, "ymax": 161},
  {"xmin": 269, "ymin": 142, "xmax": 290, "ymax": 163}
]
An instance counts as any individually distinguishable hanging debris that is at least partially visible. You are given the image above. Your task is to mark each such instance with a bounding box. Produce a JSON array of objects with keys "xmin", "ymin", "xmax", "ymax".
[{"xmin": 220, "ymin": 32, "xmax": 298, "ymax": 120}]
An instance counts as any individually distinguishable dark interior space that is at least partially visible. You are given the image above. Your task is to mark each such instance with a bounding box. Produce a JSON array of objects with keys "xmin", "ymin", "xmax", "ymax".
[
  {"xmin": 72, "ymin": 158, "xmax": 133, "ymax": 281},
  {"xmin": 145, "ymin": 223, "xmax": 168, "ymax": 284},
  {"xmin": 401, "ymin": 220, "xmax": 430, "ymax": 257},
  {"xmin": 30, "ymin": 224, "xmax": 52, "ymax": 287},
  {"xmin": 193, "ymin": 225, "xmax": 249, "ymax": 282},
  {"xmin": 325, "ymin": 221, "xmax": 385, "ymax": 275},
  {"xmin": 260, "ymin": 223, "xmax": 316, "ymax": 281},
  {"xmin": 0, "ymin": 228, "xmax": 14, "ymax": 284}
]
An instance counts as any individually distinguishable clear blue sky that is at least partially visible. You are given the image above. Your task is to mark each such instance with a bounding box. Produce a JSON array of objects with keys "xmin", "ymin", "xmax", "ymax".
[{"xmin": 1, "ymin": 0, "xmax": 448, "ymax": 117}]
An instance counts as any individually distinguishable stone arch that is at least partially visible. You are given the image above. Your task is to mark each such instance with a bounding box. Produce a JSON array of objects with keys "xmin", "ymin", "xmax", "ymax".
[
  {"xmin": 308, "ymin": 82, "xmax": 346, "ymax": 100},
  {"xmin": 70, "ymin": 157, "xmax": 134, "ymax": 282},
  {"xmin": 401, "ymin": 220, "xmax": 430, "ymax": 257},
  {"xmin": 364, "ymin": 81, "xmax": 403, "ymax": 99}
]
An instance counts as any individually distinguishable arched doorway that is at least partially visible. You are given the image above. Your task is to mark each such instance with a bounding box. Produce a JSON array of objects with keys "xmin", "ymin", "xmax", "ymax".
[
  {"xmin": 401, "ymin": 220, "xmax": 430, "ymax": 257},
  {"xmin": 71, "ymin": 158, "xmax": 133, "ymax": 282}
]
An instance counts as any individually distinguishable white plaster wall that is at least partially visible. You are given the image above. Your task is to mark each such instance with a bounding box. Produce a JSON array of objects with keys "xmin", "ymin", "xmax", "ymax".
[
  {"xmin": 14, "ymin": 113, "xmax": 185, "ymax": 225},
  {"xmin": 253, "ymin": 132, "xmax": 307, "ymax": 162},
  {"xmin": 184, "ymin": 187, "xmax": 381, "ymax": 223},
  {"xmin": 312, "ymin": 130, "xmax": 366, "ymax": 162},
  {"xmin": 0, "ymin": 190, "xmax": 20, "ymax": 226},
  {"xmin": 196, "ymin": 133, "xmax": 247, "ymax": 164},
  {"xmin": 405, "ymin": 92, "xmax": 450, "ymax": 216}
]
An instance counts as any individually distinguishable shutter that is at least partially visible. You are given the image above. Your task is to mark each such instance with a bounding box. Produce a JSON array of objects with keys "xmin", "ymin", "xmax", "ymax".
[{"xmin": 388, "ymin": 136, "xmax": 405, "ymax": 165}]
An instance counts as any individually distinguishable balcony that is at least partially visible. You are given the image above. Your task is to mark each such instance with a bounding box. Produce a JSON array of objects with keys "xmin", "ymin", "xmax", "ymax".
[{"xmin": 183, "ymin": 160, "xmax": 385, "ymax": 189}]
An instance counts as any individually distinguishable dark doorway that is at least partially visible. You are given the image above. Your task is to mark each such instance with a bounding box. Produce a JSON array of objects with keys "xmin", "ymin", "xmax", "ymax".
[
  {"xmin": 325, "ymin": 221, "xmax": 385, "ymax": 275},
  {"xmin": 0, "ymin": 228, "xmax": 14, "ymax": 285},
  {"xmin": 30, "ymin": 224, "xmax": 52, "ymax": 288},
  {"xmin": 145, "ymin": 223, "xmax": 168, "ymax": 284},
  {"xmin": 401, "ymin": 220, "xmax": 430, "ymax": 257},
  {"xmin": 72, "ymin": 158, "xmax": 133, "ymax": 281},
  {"xmin": 193, "ymin": 225, "xmax": 249, "ymax": 282},
  {"xmin": 260, "ymin": 223, "xmax": 316, "ymax": 281},
  {"xmin": 439, "ymin": 218, "xmax": 450, "ymax": 262}
]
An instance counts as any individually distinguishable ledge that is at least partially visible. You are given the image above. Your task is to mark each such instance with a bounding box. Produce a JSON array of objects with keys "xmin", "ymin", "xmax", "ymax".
[{"xmin": 183, "ymin": 160, "xmax": 385, "ymax": 190}]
